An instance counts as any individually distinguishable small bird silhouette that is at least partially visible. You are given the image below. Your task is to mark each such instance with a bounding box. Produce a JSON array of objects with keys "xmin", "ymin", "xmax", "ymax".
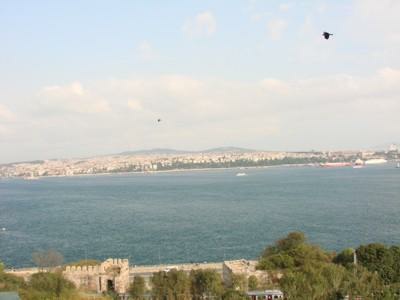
[
  {"xmin": 323, "ymin": 32, "xmax": 333, "ymax": 40},
  {"xmin": 157, "ymin": 118, "xmax": 161, "ymax": 123}
]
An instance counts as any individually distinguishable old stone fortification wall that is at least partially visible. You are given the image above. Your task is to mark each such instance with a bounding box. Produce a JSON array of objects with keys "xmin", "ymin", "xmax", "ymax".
[
  {"xmin": 63, "ymin": 258, "xmax": 130, "ymax": 294},
  {"xmin": 8, "ymin": 259, "xmax": 268, "ymax": 295},
  {"xmin": 63, "ymin": 265, "xmax": 100, "ymax": 291}
]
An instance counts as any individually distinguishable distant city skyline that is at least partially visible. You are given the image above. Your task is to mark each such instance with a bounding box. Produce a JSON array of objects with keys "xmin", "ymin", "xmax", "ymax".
[{"xmin": 1, "ymin": 0, "xmax": 400, "ymax": 163}]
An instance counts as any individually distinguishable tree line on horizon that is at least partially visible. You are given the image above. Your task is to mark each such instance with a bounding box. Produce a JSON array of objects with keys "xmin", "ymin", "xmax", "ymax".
[{"xmin": 1, "ymin": 232, "xmax": 400, "ymax": 299}]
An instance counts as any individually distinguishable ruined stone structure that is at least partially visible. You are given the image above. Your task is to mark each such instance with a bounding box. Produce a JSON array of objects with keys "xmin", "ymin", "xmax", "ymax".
[
  {"xmin": 63, "ymin": 258, "xmax": 129, "ymax": 294},
  {"xmin": 9, "ymin": 258, "xmax": 280, "ymax": 297},
  {"xmin": 223, "ymin": 259, "xmax": 271, "ymax": 287}
]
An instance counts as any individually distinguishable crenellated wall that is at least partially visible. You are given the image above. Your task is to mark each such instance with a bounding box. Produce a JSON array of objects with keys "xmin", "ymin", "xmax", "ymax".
[
  {"xmin": 63, "ymin": 258, "xmax": 130, "ymax": 294},
  {"xmin": 65, "ymin": 265, "xmax": 100, "ymax": 273}
]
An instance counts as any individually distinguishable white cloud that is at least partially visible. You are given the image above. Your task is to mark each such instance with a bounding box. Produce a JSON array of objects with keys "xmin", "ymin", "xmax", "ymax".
[
  {"xmin": 37, "ymin": 68, "xmax": 400, "ymax": 127},
  {"xmin": 316, "ymin": 2, "xmax": 328, "ymax": 14},
  {"xmin": 42, "ymin": 82, "xmax": 84, "ymax": 97},
  {"xmin": 3, "ymin": 67, "xmax": 400, "ymax": 162},
  {"xmin": 352, "ymin": 0, "xmax": 400, "ymax": 47},
  {"xmin": 251, "ymin": 13, "xmax": 263, "ymax": 22},
  {"xmin": 136, "ymin": 41, "xmax": 157, "ymax": 61},
  {"xmin": 161, "ymin": 75, "xmax": 203, "ymax": 97},
  {"xmin": 0, "ymin": 124, "xmax": 11, "ymax": 137},
  {"xmin": 182, "ymin": 11, "xmax": 216, "ymax": 37},
  {"xmin": 0, "ymin": 124, "xmax": 7, "ymax": 133},
  {"xmin": 267, "ymin": 18, "xmax": 287, "ymax": 40},
  {"xmin": 279, "ymin": 3, "xmax": 292, "ymax": 12},
  {"xmin": 0, "ymin": 104, "xmax": 16, "ymax": 138},
  {"xmin": 0, "ymin": 104, "xmax": 16, "ymax": 121},
  {"xmin": 260, "ymin": 78, "xmax": 289, "ymax": 94},
  {"xmin": 39, "ymin": 82, "xmax": 110, "ymax": 114},
  {"xmin": 378, "ymin": 67, "xmax": 400, "ymax": 84},
  {"xmin": 127, "ymin": 100, "xmax": 143, "ymax": 111}
]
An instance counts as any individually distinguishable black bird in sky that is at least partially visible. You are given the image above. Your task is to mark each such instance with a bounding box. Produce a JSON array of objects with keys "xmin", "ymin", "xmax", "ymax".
[
  {"xmin": 157, "ymin": 118, "xmax": 161, "ymax": 123},
  {"xmin": 323, "ymin": 32, "xmax": 333, "ymax": 40}
]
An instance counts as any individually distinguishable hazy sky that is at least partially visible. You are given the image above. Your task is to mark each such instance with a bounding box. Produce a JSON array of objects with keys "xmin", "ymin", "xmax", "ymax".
[{"xmin": 1, "ymin": 0, "xmax": 399, "ymax": 163}]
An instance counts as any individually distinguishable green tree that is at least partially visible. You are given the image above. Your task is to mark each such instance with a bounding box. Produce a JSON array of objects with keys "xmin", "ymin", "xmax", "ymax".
[
  {"xmin": 222, "ymin": 289, "xmax": 248, "ymax": 300},
  {"xmin": 0, "ymin": 260, "xmax": 26, "ymax": 292},
  {"xmin": 190, "ymin": 269, "xmax": 224, "ymax": 299},
  {"xmin": 151, "ymin": 270, "xmax": 190, "ymax": 300},
  {"xmin": 20, "ymin": 271, "xmax": 78, "ymax": 300},
  {"xmin": 151, "ymin": 271, "xmax": 168, "ymax": 300},
  {"xmin": 276, "ymin": 232, "xmax": 306, "ymax": 251},
  {"xmin": 0, "ymin": 273, "xmax": 26, "ymax": 292},
  {"xmin": 281, "ymin": 263, "xmax": 348, "ymax": 300},
  {"xmin": 230, "ymin": 274, "xmax": 247, "ymax": 292},
  {"xmin": 129, "ymin": 276, "xmax": 146, "ymax": 300},
  {"xmin": 166, "ymin": 269, "xmax": 191, "ymax": 300},
  {"xmin": 356, "ymin": 243, "xmax": 396, "ymax": 284},
  {"xmin": 333, "ymin": 248, "xmax": 355, "ymax": 267},
  {"xmin": 258, "ymin": 232, "xmax": 331, "ymax": 271},
  {"xmin": 345, "ymin": 265, "xmax": 385, "ymax": 300},
  {"xmin": 247, "ymin": 275, "xmax": 258, "ymax": 290}
]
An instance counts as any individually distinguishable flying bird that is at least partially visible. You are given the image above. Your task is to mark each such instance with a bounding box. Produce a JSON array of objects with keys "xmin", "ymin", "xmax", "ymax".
[
  {"xmin": 157, "ymin": 118, "xmax": 161, "ymax": 123},
  {"xmin": 323, "ymin": 32, "xmax": 333, "ymax": 40}
]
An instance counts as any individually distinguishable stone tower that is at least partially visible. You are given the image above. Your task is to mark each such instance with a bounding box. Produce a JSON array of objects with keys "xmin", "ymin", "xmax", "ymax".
[{"xmin": 63, "ymin": 258, "xmax": 130, "ymax": 294}]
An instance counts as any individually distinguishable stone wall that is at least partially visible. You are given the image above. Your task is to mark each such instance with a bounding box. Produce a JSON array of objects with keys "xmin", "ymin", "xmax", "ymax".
[{"xmin": 63, "ymin": 258, "xmax": 130, "ymax": 294}]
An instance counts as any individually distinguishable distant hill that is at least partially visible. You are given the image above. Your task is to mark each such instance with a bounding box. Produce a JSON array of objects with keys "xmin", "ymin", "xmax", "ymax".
[
  {"xmin": 201, "ymin": 146, "xmax": 256, "ymax": 153},
  {"xmin": 1, "ymin": 147, "xmax": 259, "ymax": 165},
  {"xmin": 0, "ymin": 160, "xmax": 45, "ymax": 166},
  {"xmin": 116, "ymin": 146, "xmax": 256, "ymax": 156},
  {"xmin": 117, "ymin": 148, "xmax": 189, "ymax": 156},
  {"xmin": 369, "ymin": 142, "xmax": 399, "ymax": 151}
]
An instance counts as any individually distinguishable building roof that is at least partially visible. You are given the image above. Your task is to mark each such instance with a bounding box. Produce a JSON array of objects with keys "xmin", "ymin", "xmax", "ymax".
[{"xmin": 247, "ymin": 290, "xmax": 284, "ymax": 296}]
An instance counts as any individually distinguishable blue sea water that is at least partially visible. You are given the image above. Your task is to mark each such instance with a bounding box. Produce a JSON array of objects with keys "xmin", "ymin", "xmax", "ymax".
[{"xmin": 0, "ymin": 165, "xmax": 399, "ymax": 268}]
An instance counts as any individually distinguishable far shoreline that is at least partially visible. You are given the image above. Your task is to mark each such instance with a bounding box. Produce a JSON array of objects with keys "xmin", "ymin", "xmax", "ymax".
[
  {"xmin": 1, "ymin": 163, "xmax": 318, "ymax": 180},
  {"xmin": 2, "ymin": 161, "xmax": 393, "ymax": 181}
]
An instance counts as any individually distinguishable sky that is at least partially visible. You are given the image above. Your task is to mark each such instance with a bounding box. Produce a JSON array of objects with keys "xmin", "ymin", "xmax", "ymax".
[{"xmin": 1, "ymin": 0, "xmax": 400, "ymax": 163}]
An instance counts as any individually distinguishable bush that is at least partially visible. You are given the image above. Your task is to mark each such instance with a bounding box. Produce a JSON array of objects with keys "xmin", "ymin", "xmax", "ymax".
[
  {"xmin": 129, "ymin": 276, "xmax": 146, "ymax": 300},
  {"xmin": 258, "ymin": 232, "xmax": 331, "ymax": 271},
  {"xmin": 21, "ymin": 272, "xmax": 78, "ymax": 300}
]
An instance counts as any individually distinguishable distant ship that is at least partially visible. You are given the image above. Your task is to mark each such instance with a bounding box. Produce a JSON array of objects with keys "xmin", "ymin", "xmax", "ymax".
[
  {"xmin": 236, "ymin": 172, "xmax": 247, "ymax": 177},
  {"xmin": 365, "ymin": 159, "xmax": 387, "ymax": 165},
  {"xmin": 320, "ymin": 162, "xmax": 351, "ymax": 168},
  {"xmin": 352, "ymin": 165, "xmax": 363, "ymax": 169},
  {"xmin": 23, "ymin": 176, "xmax": 39, "ymax": 180},
  {"xmin": 353, "ymin": 159, "xmax": 364, "ymax": 169}
]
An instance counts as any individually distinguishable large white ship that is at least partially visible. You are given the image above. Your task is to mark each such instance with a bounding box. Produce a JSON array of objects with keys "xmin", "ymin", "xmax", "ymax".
[
  {"xmin": 365, "ymin": 158, "xmax": 387, "ymax": 165},
  {"xmin": 236, "ymin": 172, "xmax": 247, "ymax": 177}
]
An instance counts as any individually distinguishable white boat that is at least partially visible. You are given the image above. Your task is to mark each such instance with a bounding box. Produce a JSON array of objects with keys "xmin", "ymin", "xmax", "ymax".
[
  {"xmin": 236, "ymin": 172, "xmax": 247, "ymax": 177},
  {"xmin": 23, "ymin": 176, "xmax": 39, "ymax": 180},
  {"xmin": 352, "ymin": 165, "xmax": 363, "ymax": 169},
  {"xmin": 396, "ymin": 162, "xmax": 400, "ymax": 168}
]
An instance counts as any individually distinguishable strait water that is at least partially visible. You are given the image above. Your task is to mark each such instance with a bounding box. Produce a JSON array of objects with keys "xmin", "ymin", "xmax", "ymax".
[{"xmin": 0, "ymin": 165, "xmax": 399, "ymax": 268}]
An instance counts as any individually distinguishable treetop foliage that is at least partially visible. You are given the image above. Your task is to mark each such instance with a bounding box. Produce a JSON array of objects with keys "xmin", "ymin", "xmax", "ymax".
[
  {"xmin": 258, "ymin": 232, "xmax": 400, "ymax": 299},
  {"xmin": 258, "ymin": 231, "xmax": 332, "ymax": 271}
]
